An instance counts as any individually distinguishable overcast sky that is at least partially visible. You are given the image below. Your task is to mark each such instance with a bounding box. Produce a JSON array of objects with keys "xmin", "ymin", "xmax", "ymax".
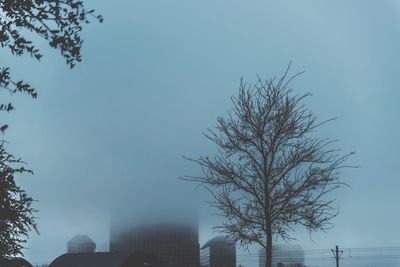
[{"xmin": 3, "ymin": 1, "xmax": 400, "ymax": 266}]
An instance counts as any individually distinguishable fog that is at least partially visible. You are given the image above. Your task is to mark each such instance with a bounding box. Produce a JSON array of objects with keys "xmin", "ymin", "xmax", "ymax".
[{"xmin": 2, "ymin": 1, "xmax": 400, "ymax": 267}]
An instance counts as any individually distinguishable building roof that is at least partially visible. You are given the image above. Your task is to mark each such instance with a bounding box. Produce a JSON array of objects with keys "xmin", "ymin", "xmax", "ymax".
[
  {"xmin": 0, "ymin": 257, "xmax": 33, "ymax": 267},
  {"xmin": 48, "ymin": 252, "xmax": 164, "ymax": 267},
  {"xmin": 201, "ymin": 236, "xmax": 235, "ymax": 249},
  {"xmin": 67, "ymin": 235, "xmax": 96, "ymax": 246}
]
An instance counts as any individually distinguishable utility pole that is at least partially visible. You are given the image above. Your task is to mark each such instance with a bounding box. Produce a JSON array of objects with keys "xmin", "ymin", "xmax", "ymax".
[{"xmin": 331, "ymin": 245, "xmax": 343, "ymax": 267}]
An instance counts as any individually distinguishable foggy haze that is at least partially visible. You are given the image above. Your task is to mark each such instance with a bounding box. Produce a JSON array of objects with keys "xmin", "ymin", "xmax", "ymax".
[{"xmin": 2, "ymin": 1, "xmax": 400, "ymax": 267}]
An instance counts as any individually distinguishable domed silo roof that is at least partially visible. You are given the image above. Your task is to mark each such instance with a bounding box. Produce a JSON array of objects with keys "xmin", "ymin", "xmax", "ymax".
[
  {"xmin": 67, "ymin": 234, "xmax": 96, "ymax": 253},
  {"xmin": 0, "ymin": 257, "xmax": 33, "ymax": 267},
  {"xmin": 49, "ymin": 251, "xmax": 165, "ymax": 267}
]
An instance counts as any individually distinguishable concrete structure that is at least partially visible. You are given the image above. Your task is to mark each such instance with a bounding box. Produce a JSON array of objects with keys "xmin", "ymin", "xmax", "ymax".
[
  {"xmin": 49, "ymin": 252, "xmax": 164, "ymax": 267},
  {"xmin": 259, "ymin": 245, "xmax": 305, "ymax": 267},
  {"xmin": 200, "ymin": 236, "xmax": 236, "ymax": 267},
  {"xmin": 67, "ymin": 235, "xmax": 96, "ymax": 254},
  {"xmin": 110, "ymin": 223, "xmax": 199, "ymax": 267}
]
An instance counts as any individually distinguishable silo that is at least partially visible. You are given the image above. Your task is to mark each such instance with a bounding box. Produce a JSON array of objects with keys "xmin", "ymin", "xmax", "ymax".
[{"xmin": 67, "ymin": 234, "xmax": 96, "ymax": 254}]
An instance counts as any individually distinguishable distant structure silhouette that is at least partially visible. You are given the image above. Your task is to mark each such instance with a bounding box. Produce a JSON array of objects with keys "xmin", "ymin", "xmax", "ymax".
[
  {"xmin": 0, "ymin": 257, "xmax": 33, "ymax": 267},
  {"xmin": 48, "ymin": 251, "xmax": 164, "ymax": 267},
  {"xmin": 67, "ymin": 235, "xmax": 96, "ymax": 254},
  {"xmin": 259, "ymin": 245, "xmax": 305, "ymax": 267},
  {"xmin": 110, "ymin": 223, "xmax": 199, "ymax": 267},
  {"xmin": 200, "ymin": 236, "xmax": 236, "ymax": 267}
]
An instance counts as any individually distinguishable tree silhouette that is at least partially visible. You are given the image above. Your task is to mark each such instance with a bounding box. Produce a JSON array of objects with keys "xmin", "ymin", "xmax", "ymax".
[
  {"xmin": 183, "ymin": 65, "xmax": 354, "ymax": 267},
  {"xmin": 0, "ymin": 0, "xmax": 103, "ymax": 125},
  {"xmin": 0, "ymin": 142, "xmax": 36, "ymax": 259},
  {"xmin": 0, "ymin": 0, "xmax": 101, "ymax": 259}
]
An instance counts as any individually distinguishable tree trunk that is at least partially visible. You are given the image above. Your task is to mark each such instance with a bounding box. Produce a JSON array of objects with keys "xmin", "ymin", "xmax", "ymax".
[{"xmin": 266, "ymin": 226, "xmax": 273, "ymax": 267}]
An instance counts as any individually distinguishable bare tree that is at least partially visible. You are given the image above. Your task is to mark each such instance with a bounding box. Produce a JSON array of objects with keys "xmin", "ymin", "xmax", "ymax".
[{"xmin": 183, "ymin": 65, "xmax": 354, "ymax": 267}]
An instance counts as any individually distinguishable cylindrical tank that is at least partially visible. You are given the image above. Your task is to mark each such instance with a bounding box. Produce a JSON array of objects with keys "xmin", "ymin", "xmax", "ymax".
[{"xmin": 67, "ymin": 235, "xmax": 96, "ymax": 254}]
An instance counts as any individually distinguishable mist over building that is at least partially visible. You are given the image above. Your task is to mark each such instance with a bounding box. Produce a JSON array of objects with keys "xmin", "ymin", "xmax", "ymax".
[
  {"xmin": 259, "ymin": 244, "xmax": 305, "ymax": 267},
  {"xmin": 109, "ymin": 193, "xmax": 200, "ymax": 267},
  {"xmin": 110, "ymin": 223, "xmax": 199, "ymax": 267}
]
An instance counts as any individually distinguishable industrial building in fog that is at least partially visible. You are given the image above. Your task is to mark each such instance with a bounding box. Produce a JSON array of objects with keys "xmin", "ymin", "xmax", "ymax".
[
  {"xmin": 200, "ymin": 236, "xmax": 236, "ymax": 267},
  {"xmin": 110, "ymin": 223, "xmax": 200, "ymax": 267},
  {"xmin": 259, "ymin": 244, "xmax": 305, "ymax": 267},
  {"xmin": 109, "ymin": 196, "xmax": 201, "ymax": 267}
]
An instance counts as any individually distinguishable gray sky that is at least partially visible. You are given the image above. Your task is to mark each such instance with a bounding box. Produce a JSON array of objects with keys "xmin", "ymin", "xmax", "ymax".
[{"xmin": 3, "ymin": 0, "xmax": 400, "ymax": 266}]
